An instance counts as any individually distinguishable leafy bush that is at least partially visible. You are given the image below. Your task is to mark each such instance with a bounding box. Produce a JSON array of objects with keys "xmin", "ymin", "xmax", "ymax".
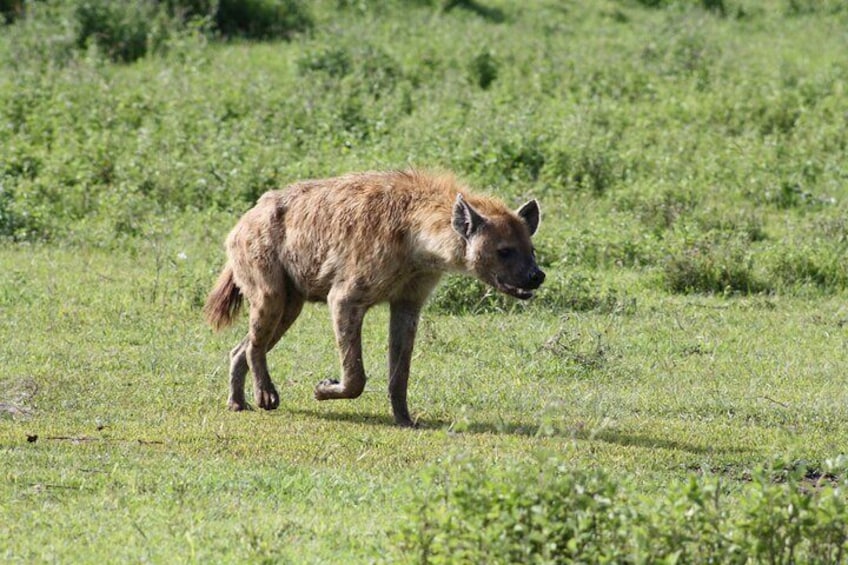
[
  {"xmin": 74, "ymin": 0, "xmax": 168, "ymax": 63},
  {"xmin": 212, "ymin": 0, "xmax": 312, "ymax": 40},
  {"xmin": 468, "ymin": 48, "xmax": 498, "ymax": 89},
  {"xmin": 2, "ymin": 0, "xmax": 311, "ymax": 65},
  {"xmin": 397, "ymin": 457, "xmax": 848, "ymax": 564},
  {"xmin": 427, "ymin": 275, "xmax": 531, "ymax": 315},
  {"xmin": 297, "ymin": 45, "xmax": 353, "ymax": 78},
  {"xmin": 633, "ymin": 0, "xmax": 726, "ymax": 13},
  {"xmin": 784, "ymin": 0, "xmax": 847, "ymax": 16},
  {"xmin": 0, "ymin": 0, "xmax": 23, "ymax": 24},
  {"xmin": 399, "ymin": 459, "xmax": 632, "ymax": 563}
]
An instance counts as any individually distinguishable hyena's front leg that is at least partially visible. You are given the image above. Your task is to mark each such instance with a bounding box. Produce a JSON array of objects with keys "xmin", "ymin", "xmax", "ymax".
[
  {"xmin": 388, "ymin": 301, "xmax": 422, "ymax": 427},
  {"xmin": 314, "ymin": 294, "xmax": 367, "ymax": 401}
]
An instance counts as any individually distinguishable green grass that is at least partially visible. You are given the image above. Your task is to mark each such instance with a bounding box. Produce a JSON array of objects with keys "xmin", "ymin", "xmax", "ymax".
[
  {"xmin": 3, "ymin": 241, "xmax": 847, "ymax": 561},
  {"xmin": 2, "ymin": 0, "xmax": 848, "ymax": 561}
]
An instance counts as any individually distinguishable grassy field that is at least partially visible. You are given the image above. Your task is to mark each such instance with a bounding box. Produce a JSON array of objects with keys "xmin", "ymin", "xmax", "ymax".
[{"xmin": 2, "ymin": 0, "xmax": 848, "ymax": 562}]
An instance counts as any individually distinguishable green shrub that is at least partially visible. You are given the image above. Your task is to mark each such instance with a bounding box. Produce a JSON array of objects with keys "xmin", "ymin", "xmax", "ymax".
[
  {"xmin": 427, "ymin": 275, "xmax": 517, "ymax": 315},
  {"xmin": 399, "ymin": 459, "xmax": 633, "ymax": 564},
  {"xmin": 0, "ymin": 181, "xmax": 19, "ymax": 238},
  {"xmin": 297, "ymin": 45, "xmax": 352, "ymax": 78},
  {"xmin": 0, "ymin": 0, "xmax": 23, "ymax": 24},
  {"xmin": 443, "ymin": 0, "xmax": 506, "ymax": 23},
  {"xmin": 397, "ymin": 457, "xmax": 848, "ymax": 564},
  {"xmin": 74, "ymin": 0, "xmax": 172, "ymax": 63},
  {"xmin": 2, "ymin": 0, "xmax": 310, "ymax": 66},
  {"xmin": 468, "ymin": 48, "xmax": 498, "ymax": 89},
  {"xmin": 695, "ymin": 208, "xmax": 767, "ymax": 243},
  {"xmin": 633, "ymin": 0, "xmax": 726, "ymax": 13},
  {"xmin": 621, "ymin": 187, "xmax": 699, "ymax": 235},
  {"xmin": 455, "ymin": 132, "xmax": 548, "ymax": 186},
  {"xmin": 213, "ymin": 0, "xmax": 312, "ymax": 40},
  {"xmin": 156, "ymin": 0, "xmax": 313, "ymax": 39},
  {"xmin": 784, "ymin": 0, "xmax": 847, "ymax": 16}
]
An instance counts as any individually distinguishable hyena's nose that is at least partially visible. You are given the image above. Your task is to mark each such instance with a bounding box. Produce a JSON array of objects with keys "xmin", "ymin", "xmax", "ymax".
[{"xmin": 528, "ymin": 267, "xmax": 546, "ymax": 288}]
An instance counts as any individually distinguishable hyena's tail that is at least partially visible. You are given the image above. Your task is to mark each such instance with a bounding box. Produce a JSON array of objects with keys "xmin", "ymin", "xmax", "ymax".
[{"xmin": 203, "ymin": 264, "xmax": 243, "ymax": 331}]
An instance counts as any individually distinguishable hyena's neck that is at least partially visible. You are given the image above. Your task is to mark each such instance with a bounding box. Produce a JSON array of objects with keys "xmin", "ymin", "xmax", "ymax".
[{"xmin": 412, "ymin": 219, "xmax": 467, "ymax": 274}]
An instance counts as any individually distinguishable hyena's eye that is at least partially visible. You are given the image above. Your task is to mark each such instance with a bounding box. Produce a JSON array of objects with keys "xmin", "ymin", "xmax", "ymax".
[{"xmin": 497, "ymin": 247, "xmax": 516, "ymax": 259}]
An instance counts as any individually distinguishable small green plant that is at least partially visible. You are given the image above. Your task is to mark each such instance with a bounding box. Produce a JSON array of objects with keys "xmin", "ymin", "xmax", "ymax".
[
  {"xmin": 298, "ymin": 45, "xmax": 352, "ymax": 78},
  {"xmin": 427, "ymin": 270, "xmax": 632, "ymax": 316},
  {"xmin": 468, "ymin": 48, "xmax": 498, "ymax": 89}
]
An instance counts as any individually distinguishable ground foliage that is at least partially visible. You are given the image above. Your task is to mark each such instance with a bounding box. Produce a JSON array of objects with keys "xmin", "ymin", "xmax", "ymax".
[{"xmin": 2, "ymin": 0, "xmax": 848, "ymax": 562}]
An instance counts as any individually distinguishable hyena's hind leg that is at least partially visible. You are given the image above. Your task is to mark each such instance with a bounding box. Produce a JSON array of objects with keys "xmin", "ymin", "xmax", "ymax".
[
  {"xmin": 227, "ymin": 335, "xmax": 250, "ymax": 411},
  {"xmin": 228, "ymin": 289, "xmax": 305, "ymax": 411}
]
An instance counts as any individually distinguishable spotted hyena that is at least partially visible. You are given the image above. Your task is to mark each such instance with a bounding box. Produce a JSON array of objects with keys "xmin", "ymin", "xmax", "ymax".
[{"xmin": 204, "ymin": 170, "xmax": 544, "ymax": 426}]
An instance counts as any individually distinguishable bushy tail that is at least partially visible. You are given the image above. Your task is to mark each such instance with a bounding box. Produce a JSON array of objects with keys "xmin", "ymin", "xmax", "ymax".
[{"xmin": 203, "ymin": 264, "xmax": 243, "ymax": 331}]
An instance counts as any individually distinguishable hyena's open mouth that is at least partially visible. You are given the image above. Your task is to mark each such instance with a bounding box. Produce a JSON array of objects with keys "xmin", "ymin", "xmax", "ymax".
[{"xmin": 494, "ymin": 277, "xmax": 536, "ymax": 300}]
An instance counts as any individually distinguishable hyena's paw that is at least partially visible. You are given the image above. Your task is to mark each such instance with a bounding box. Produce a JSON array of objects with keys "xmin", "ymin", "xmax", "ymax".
[
  {"xmin": 313, "ymin": 379, "xmax": 340, "ymax": 401},
  {"xmin": 227, "ymin": 398, "xmax": 251, "ymax": 412},
  {"xmin": 254, "ymin": 385, "xmax": 280, "ymax": 410},
  {"xmin": 394, "ymin": 415, "xmax": 417, "ymax": 428}
]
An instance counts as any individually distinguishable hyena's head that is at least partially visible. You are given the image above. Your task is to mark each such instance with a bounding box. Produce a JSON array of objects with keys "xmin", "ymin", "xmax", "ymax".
[{"xmin": 452, "ymin": 194, "xmax": 545, "ymax": 300}]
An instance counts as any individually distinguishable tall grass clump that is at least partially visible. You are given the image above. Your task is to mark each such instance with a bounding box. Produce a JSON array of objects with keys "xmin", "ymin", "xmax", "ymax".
[
  {"xmin": 662, "ymin": 232, "xmax": 769, "ymax": 295},
  {"xmin": 768, "ymin": 242, "xmax": 848, "ymax": 293}
]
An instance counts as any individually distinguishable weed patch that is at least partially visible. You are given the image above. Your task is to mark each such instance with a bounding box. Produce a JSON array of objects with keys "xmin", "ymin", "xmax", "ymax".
[
  {"xmin": 663, "ymin": 233, "xmax": 769, "ymax": 295},
  {"xmin": 769, "ymin": 243, "xmax": 848, "ymax": 292}
]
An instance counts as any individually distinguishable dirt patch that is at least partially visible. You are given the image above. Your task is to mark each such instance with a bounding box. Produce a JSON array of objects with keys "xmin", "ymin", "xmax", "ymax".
[{"xmin": 0, "ymin": 378, "xmax": 38, "ymax": 418}]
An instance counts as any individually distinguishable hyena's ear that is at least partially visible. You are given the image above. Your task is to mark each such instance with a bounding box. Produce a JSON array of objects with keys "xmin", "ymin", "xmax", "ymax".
[
  {"xmin": 452, "ymin": 194, "xmax": 486, "ymax": 240},
  {"xmin": 516, "ymin": 199, "xmax": 540, "ymax": 236}
]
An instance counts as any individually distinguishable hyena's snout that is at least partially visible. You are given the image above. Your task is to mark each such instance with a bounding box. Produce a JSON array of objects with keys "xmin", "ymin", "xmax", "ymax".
[
  {"xmin": 527, "ymin": 266, "xmax": 546, "ymax": 289},
  {"xmin": 495, "ymin": 263, "xmax": 546, "ymax": 300}
]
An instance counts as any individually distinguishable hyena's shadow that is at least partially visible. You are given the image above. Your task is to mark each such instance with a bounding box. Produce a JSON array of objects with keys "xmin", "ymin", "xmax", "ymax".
[
  {"xmin": 291, "ymin": 407, "xmax": 543, "ymax": 435},
  {"xmin": 290, "ymin": 409, "xmax": 563, "ymax": 438},
  {"xmin": 290, "ymin": 408, "xmax": 449, "ymax": 430},
  {"xmin": 292, "ymin": 408, "xmax": 748, "ymax": 454}
]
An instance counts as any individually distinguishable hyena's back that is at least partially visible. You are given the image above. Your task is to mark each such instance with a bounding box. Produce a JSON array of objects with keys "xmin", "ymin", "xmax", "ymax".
[{"xmin": 224, "ymin": 170, "xmax": 472, "ymax": 306}]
